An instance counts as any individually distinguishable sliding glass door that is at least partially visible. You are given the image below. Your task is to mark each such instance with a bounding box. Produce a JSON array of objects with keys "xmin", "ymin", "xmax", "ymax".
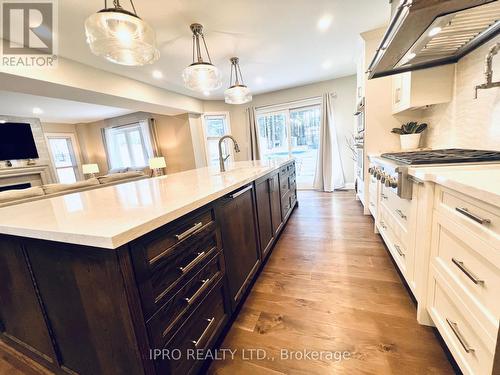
[{"xmin": 257, "ymin": 103, "xmax": 321, "ymax": 189}]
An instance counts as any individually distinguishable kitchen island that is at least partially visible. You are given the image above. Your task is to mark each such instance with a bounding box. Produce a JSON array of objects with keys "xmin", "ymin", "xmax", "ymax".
[{"xmin": 0, "ymin": 159, "xmax": 297, "ymax": 375}]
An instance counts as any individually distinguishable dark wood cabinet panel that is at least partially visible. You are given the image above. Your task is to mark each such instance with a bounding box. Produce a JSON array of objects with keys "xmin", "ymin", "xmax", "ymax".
[
  {"xmin": 24, "ymin": 241, "xmax": 144, "ymax": 375},
  {"xmin": 255, "ymin": 178, "xmax": 274, "ymax": 259},
  {"xmin": 269, "ymin": 173, "xmax": 283, "ymax": 237},
  {"xmin": 216, "ymin": 185, "xmax": 260, "ymax": 309},
  {"xmin": 0, "ymin": 236, "xmax": 56, "ymax": 366}
]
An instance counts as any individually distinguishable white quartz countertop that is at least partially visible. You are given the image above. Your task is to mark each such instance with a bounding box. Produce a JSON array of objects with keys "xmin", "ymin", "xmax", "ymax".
[
  {"xmin": 0, "ymin": 159, "xmax": 293, "ymax": 249},
  {"xmin": 408, "ymin": 164, "xmax": 500, "ymax": 207}
]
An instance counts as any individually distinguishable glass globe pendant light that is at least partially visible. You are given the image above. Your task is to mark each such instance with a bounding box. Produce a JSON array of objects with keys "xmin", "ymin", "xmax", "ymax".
[
  {"xmin": 85, "ymin": 0, "xmax": 159, "ymax": 66},
  {"xmin": 224, "ymin": 57, "xmax": 252, "ymax": 105},
  {"xmin": 182, "ymin": 24, "xmax": 221, "ymax": 92}
]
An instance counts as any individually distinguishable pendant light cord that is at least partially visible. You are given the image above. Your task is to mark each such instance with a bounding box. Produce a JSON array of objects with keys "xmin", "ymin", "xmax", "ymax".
[
  {"xmin": 201, "ymin": 34, "xmax": 213, "ymax": 64},
  {"xmin": 107, "ymin": 0, "xmax": 138, "ymax": 15}
]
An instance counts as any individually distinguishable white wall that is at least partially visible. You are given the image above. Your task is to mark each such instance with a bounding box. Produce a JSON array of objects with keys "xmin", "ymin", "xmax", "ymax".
[{"xmin": 203, "ymin": 76, "xmax": 357, "ymax": 185}]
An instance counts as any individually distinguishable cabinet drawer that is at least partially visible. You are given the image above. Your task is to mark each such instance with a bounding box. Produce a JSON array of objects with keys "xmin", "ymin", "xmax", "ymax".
[
  {"xmin": 437, "ymin": 187, "xmax": 500, "ymax": 245},
  {"xmin": 428, "ymin": 277, "xmax": 494, "ymax": 375},
  {"xmin": 432, "ymin": 211, "xmax": 500, "ymax": 331},
  {"xmin": 131, "ymin": 212, "xmax": 220, "ymax": 317},
  {"xmin": 380, "ymin": 184, "xmax": 411, "ymax": 231},
  {"xmin": 379, "ymin": 206, "xmax": 408, "ymax": 276},
  {"xmin": 281, "ymin": 192, "xmax": 292, "ymax": 218},
  {"xmin": 145, "ymin": 210, "xmax": 215, "ymax": 262},
  {"xmin": 155, "ymin": 278, "xmax": 229, "ymax": 375},
  {"xmin": 147, "ymin": 252, "xmax": 225, "ymax": 349}
]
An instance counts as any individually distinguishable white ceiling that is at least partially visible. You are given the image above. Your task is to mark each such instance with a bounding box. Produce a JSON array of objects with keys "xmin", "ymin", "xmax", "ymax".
[
  {"xmin": 59, "ymin": 0, "xmax": 390, "ymax": 100},
  {"xmin": 0, "ymin": 91, "xmax": 133, "ymax": 123}
]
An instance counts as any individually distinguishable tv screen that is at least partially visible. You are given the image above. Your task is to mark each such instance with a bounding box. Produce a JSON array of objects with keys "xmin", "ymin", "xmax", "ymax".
[{"xmin": 0, "ymin": 122, "xmax": 39, "ymax": 161}]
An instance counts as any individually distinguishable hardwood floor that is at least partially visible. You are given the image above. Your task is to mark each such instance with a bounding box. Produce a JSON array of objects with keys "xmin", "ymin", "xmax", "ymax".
[{"xmin": 208, "ymin": 190, "xmax": 455, "ymax": 375}]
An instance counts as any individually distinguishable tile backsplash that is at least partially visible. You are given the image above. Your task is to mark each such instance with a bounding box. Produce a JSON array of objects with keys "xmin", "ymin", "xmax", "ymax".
[{"xmin": 421, "ymin": 35, "xmax": 500, "ymax": 150}]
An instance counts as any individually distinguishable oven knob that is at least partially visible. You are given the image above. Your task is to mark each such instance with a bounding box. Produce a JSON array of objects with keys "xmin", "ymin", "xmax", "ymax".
[
  {"xmin": 390, "ymin": 179, "xmax": 398, "ymax": 189},
  {"xmin": 368, "ymin": 167, "xmax": 374, "ymax": 175},
  {"xmin": 384, "ymin": 178, "xmax": 391, "ymax": 187},
  {"xmin": 376, "ymin": 171, "xmax": 382, "ymax": 180},
  {"xmin": 381, "ymin": 174, "xmax": 386, "ymax": 184}
]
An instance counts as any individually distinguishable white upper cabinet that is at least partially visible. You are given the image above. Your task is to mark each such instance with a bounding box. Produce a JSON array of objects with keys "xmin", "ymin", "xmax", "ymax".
[{"xmin": 391, "ymin": 65, "xmax": 455, "ymax": 114}]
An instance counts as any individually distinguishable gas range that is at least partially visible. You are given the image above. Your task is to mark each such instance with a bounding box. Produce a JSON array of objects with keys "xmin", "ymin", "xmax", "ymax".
[{"xmin": 369, "ymin": 149, "xmax": 500, "ymax": 199}]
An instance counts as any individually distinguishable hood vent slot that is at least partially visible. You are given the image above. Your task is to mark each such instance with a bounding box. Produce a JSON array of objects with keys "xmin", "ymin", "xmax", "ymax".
[{"xmin": 368, "ymin": 0, "xmax": 500, "ymax": 79}]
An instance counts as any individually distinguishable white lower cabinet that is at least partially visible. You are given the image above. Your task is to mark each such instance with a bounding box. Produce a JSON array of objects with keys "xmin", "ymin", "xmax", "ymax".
[
  {"xmin": 369, "ymin": 173, "xmax": 499, "ymax": 374},
  {"xmin": 427, "ymin": 186, "xmax": 499, "ymax": 375}
]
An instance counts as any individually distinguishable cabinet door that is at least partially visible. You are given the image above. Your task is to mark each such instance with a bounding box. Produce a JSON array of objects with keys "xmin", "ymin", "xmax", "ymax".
[
  {"xmin": 255, "ymin": 178, "xmax": 274, "ymax": 259},
  {"xmin": 270, "ymin": 173, "xmax": 283, "ymax": 237},
  {"xmin": 217, "ymin": 185, "xmax": 260, "ymax": 309}
]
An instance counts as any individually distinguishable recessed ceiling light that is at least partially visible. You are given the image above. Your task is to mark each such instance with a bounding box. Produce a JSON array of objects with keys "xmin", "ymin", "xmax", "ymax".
[
  {"xmin": 203, "ymin": 91, "xmax": 210, "ymax": 97},
  {"xmin": 317, "ymin": 14, "xmax": 333, "ymax": 31},
  {"xmin": 33, "ymin": 107, "xmax": 43, "ymax": 115},
  {"xmin": 152, "ymin": 70, "xmax": 163, "ymax": 79},
  {"xmin": 255, "ymin": 76, "xmax": 264, "ymax": 84},
  {"xmin": 0, "ymin": 120, "xmax": 6, "ymax": 124},
  {"xmin": 429, "ymin": 26, "xmax": 442, "ymax": 37},
  {"xmin": 322, "ymin": 60, "xmax": 333, "ymax": 69}
]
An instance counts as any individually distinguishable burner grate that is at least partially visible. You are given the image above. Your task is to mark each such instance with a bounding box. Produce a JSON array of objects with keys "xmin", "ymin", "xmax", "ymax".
[{"xmin": 381, "ymin": 149, "xmax": 500, "ymax": 165}]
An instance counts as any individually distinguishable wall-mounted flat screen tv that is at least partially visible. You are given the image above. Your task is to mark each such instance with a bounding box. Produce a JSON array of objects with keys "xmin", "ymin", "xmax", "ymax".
[{"xmin": 0, "ymin": 122, "xmax": 39, "ymax": 161}]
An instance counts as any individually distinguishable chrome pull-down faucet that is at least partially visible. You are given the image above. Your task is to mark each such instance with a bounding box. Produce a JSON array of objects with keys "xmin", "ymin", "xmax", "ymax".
[
  {"xmin": 218, "ymin": 135, "xmax": 240, "ymax": 172},
  {"xmin": 474, "ymin": 43, "xmax": 500, "ymax": 99}
]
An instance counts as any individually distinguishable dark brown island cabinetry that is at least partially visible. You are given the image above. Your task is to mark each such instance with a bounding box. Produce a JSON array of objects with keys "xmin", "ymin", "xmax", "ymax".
[{"xmin": 0, "ymin": 160, "xmax": 297, "ymax": 375}]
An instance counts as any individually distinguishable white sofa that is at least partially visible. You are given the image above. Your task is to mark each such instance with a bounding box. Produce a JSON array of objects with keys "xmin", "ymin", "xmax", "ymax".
[{"xmin": 0, "ymin": 171, "xmax": 148, "ymax": 208}]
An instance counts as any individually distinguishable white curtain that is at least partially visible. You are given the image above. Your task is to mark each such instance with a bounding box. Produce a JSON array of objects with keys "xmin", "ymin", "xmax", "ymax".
[
  {"xmin": 246, "ymin": 107, "xmax": 261, "ymax": 160},
  {"xmin": 313, "ymin": 93, "xmax": 345, "ymax": 192}
]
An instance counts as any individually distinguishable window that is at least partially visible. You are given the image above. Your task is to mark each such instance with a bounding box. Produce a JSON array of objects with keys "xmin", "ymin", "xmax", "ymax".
[
  {"xmin": 104, "ymin": 123, "xmax": 152, "ymax": 170},
  {"xmin": 45, "ymin": 134, "xmax": 81, "ymax": 184},
  {"xmin": 202, "ymin": 113, "xmax": 232, "ymax": 167},
  {"xmin": 257, "ymin": 100, "xmax": 321, "ymax": 189}
]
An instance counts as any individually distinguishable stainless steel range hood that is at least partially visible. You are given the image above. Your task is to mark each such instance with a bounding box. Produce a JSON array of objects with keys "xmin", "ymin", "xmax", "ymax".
[{"xmin": 367, "ymin": 0, "xmax": 500, "ymax": 79}]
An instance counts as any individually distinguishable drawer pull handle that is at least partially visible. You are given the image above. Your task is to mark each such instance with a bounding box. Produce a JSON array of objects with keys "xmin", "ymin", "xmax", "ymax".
[
  {"xmin": 455, "ymin": 207, "xmax": 491, "ymax": 225},
  {"xmin": 369, "ymin": 202, "xmax": 375, "ymax": 207},
  {"xmin": 380, "ymin": 221, "xmax": 387, "ymax": 230},
  {"xmin": 191, "ymin": 317, "xmax": 216, "ymax": 349},
  {"xmin": 178, "ymin": 251, "xmax": 207, "ymax": 274},
  {"xmin": 229, "ymin": 185, "xmax": 253, "ymax": 199},
  {"xmin": 184, "ymin": 277, "xmax": 213, "ymax": 305},
  {"xmin": 446, "ymin": 318, "xmax": 474, "ymax": 353},
  {"xmin": 394, "ymin": 244, "xmax": 405, "ymax": 257},
  {"xmin": 395, "ymin": 209, "xmax": 407, "ymax": 220},
  {"xmin": 175, "ymin": 222, "xmax": 203, "ymax": 241},
  {"xmin": 381, "ymin": 194, "xmax": 388, "ymax": 200},
  {"xmin": 452, "ymin": 258, "xmax": 485, "ymax": 286}
]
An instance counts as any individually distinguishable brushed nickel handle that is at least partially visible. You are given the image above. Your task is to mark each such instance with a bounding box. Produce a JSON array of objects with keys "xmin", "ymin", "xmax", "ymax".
[
  {"xmin": 229, "ymin": 185, "xmax": 253, "ymax": 199},
  {"xmin": 452, "ymin": 258, "xmax": 485, "ymax": 286},
  {"xmin": 395, "ymin": 209, "xmax": 407, "ymax": 220},
  {"xmin": 369, "ymin": 202, "xmax": 375, "ymax": 207},
  {"xmin": 456, "ymin": 207, "xmax": 491, "ymax": 225},
  {"xmin": 381, "ymin": 193, "xmax": 388, "ymax": 200},
  {"xmin": 446, "ymin": 318, "xmax": 474, "ymax": 353},
  {"xmin": 184, "ymin": 277, "xmax": 213, "ymax": 305},
  {"xmin": 191, "ymin": 317, "xmax": 216, "ymax": 349},
  {"xmin": 175, "ymin": 222, "xmax": 203, "ymax": 241},
  {"xmin": 394, "ymin": 244, "xmax": 405, "ymax": 257},
  {"xmin": 380, "ymin": 221, "xmax": 387, "ymax": 230},
  {"xmin": 178, "ymin": 251, "xmax": 207, "ymax": 274}
]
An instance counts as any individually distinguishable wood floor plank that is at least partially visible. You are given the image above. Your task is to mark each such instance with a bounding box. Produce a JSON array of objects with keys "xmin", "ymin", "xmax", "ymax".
[{"xmin": 209, "ymin": 190, "xmax": 454, "ymax": 374}]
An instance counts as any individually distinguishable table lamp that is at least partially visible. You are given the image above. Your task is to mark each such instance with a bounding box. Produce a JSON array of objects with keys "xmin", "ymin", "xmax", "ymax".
[
  {"xmin": 82, "ymin": 163, "xmax": 99, "ymax": 178},
  {"xmin": 149, "ymin": 157, "xmax": 166, "ymax": 177}
]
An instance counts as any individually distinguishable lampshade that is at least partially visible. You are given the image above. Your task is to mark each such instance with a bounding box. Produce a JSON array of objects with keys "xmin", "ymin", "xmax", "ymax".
[
  {"xmin": 183, "ymin": 23, "xmax": 221, "ymax": 92},
  {"xmin": 224, "ymin": 57, "xmax": 252, "ymax": 105},
  {"xmin": 225, "ymin": 85, "xmax": 252, "ymax": 105},
  {"xmin": 149, "ymin": 157, "xmax": 166, "ymax": 169},
  {"xmin": 84, "ymin": 1, "xmax": 159, "ymax": 66},
  {"xmin": 182, "ymin": 63, "xmax": 221, "ymax": 92},
  {"xmin": 82, "ymin": 163, "xmax": 99, "ymax": 174}
]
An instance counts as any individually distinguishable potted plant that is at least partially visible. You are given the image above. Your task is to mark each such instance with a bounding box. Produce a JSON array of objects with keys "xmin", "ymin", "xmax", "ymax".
[{"xmin": 391, "ymin": 121, "xmax": 428, "ymax": 150}]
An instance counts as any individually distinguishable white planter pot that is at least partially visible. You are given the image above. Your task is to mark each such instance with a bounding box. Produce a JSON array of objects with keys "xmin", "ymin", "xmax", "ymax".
[{"xmin": 400, "ymin": 134, "xmax": 421, "ymax": 150}]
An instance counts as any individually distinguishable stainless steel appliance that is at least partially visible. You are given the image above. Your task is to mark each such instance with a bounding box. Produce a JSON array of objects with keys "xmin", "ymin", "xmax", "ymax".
[
  {"xmin": 354, "ymin": 97, "xmax": 365, "ymax": 133},
  {"xmin": 369, "ymin": 149, "xmax": 500, "ymax": 199},
  {"xmin": 368, "ymin": 0, "xmax": 500, "ymax": 79}
]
